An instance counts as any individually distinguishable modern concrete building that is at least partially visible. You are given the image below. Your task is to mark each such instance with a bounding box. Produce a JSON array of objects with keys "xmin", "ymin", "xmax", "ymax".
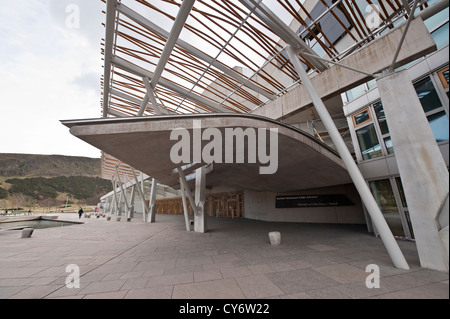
[{"xmin": 63, "ymin": 0, "xmax": 448, "ymax": 272}]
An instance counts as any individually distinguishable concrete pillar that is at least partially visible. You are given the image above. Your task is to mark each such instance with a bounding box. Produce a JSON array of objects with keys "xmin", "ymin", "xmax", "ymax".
[
  {"xmin": 286, "ymin": 45, "xmax": 409, "ymax": 270},
  {"xmin": 117, "ymin": 190, "xmax": 123, "ymax": 216},
  {"xmin": 377, "ymin": 70, "xmax": 449, "ymax": 272},
  {"xmin": 111, "ymin": 181, "xmax": 119, "ymax": 215},
  {"xmin": 180, "ymin": 179, "xmax": 191, "ymax": 231},
  {"xmin": 148, "ymin": 178, "xmax": 157, "ymax": 223},
  {"xmin": 133, "ymin": 172, "xmax": 149, "ymax": 222},
  {"xmin": 128, "ymin": 185, "xmax": 136, "ymax": 219},
  {"xmin": 194, "ymin": 166, "xmax": 206, "ymax": 233},
  {"xmin": 140, "ymin": 173, "xmax": 147, "ymax": 221}
]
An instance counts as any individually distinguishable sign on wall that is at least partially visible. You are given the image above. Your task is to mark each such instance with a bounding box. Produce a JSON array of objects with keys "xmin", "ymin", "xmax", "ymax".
[{"xmin": 275, "ymin": 194, "xmax": 354, "ymax": 208}]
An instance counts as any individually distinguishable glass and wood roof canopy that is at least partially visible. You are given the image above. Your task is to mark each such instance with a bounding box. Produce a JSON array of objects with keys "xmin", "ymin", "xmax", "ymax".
[
  {"xmin": 100, "ymin": 0, "xmax": 428, "ymax": 117},
  {"xmin": 96, "ymin": 0, "xmax": 439, "ymax": 179}
]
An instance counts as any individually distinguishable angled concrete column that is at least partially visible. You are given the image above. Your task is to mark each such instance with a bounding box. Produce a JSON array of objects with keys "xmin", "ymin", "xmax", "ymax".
[
  {"xmin": 104, "ymin": 197, "xmax": 110, "ymax": 214},
  {"xmin": 117, "ymin": 191, "xmax": 123, "ymax": 216},
  {"xmin": 110, "ymin": 196, "xmax": 116, "ymax": 215},
  {"xmin": 111, "ymin": 181, "xmax": 118, "ymax": 215},
  {"xmin": 132, "ymin": 171, "xmax": 149, "ymax": 222},
  {"xmin": 141, "ymin": 175, "xmax": 147, "ymax": 220},
  {"xmin": 194, "ymin": 166, "xmax": 207, "ymax": 233},
  {"xmin": 128, "ymin": 185, "xmax": 136, "ymax": 218},
  {"xmin": 132, "ymin": 171, "xmax": 149, "ymax": 221},
  {"xmin": 180, "ymin": 179, "xmax": 191, "ymax": 231},
  {"xmin": 377, "ymin": 70, "xmax": 449, "ymax": 272},
  {"xmin": 177, "ymin": 167, "xmax": 199, "ymax": 232},
  {"xmin": 117, "ymin": 182, "xmax": 129, "ymax": 217},
  {"xmin": 286, "ymin": 45, "xmax": 409, "ymax": 269},
  {"xmin": 148, "ymin": 178, "xmax": 157, "ymax": 223}
]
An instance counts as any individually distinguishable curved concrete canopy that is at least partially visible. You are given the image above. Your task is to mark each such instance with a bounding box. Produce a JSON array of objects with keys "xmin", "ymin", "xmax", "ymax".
[{"xmin": 62, "ymin": 114, "xmax": 351, "ymax": 192}]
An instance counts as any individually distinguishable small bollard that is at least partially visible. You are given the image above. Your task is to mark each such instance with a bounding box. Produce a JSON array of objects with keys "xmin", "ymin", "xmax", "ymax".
[
  {"xmin": 21, "ymin": 228, "xmax": 34, "ymax": 238},
  {"xmin": 116, "ymin": 217, "xmax": 121, "ymax": 222},
  {"xmin": 268, "ymin": 231, "xmax": 281, "ymax": 246},
  {"xmin": 106, "ymin": 216, "xmax": 111, "ymax": 221}
]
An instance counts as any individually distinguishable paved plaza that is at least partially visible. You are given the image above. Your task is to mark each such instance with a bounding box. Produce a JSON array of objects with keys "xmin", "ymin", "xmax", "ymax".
[{"xmin": 0, "ymin": 213, "xmax": 448, "ymax": 299}]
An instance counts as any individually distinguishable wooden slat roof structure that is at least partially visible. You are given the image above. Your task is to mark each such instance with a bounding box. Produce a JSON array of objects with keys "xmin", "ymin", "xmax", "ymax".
[{"xmin": 97, "ymin": 0, "xmax": 436, "ymax": 179}]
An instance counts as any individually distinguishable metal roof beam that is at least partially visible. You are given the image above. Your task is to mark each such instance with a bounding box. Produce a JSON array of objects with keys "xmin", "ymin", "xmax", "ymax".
[
  {"xmin": 107, "ymin": 108, "xmax": 130, "ymax": 118},
  {"xmin": 102, "ymin": 0, "xmax": 118, "ymax": 118},
  {"xmin": 300, "ymin": 52, "xmax": 375, "ymax": 77},
  {"xmin": 388, "ymin": 0, "xmax": 421, "ymax": 73},
  {"xmin": 111, "ymin": 56, "xmax": 230, "ymax": 113},
  {"xmin": 115, "ymin": 2, "xmax": 276, "ymax": 101},
  {"xmin": 151, "ymin": 0, "xmax": 196, "ymax": 89},
  {"xmin": 142, "ymin": 77, "xmax": 170, "ymax": 115},
  {"xmin": 111, "ymin": 89, "xmax": 142, "ymax": 105},
  {"xmin": 111, "ymin": 88, "xmax": 169, "ymax": 116},
  {"xmin": 238, "ymin": 0, "xmax": 328, "ymax": 72}
]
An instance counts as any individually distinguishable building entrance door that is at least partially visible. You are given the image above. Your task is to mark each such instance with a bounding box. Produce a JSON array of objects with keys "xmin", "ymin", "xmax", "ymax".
[{"xmin": 369, "ymin": 177, "xmax": 414, "ymax": 240}]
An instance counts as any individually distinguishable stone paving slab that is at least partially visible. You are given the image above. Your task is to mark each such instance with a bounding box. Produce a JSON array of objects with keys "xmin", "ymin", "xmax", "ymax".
[{"xmin": 0, "ymin": 213, "xmax": 448, "ymax": 300}]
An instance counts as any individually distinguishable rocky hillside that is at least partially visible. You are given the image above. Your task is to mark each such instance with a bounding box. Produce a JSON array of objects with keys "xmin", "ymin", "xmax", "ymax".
[
  {"xmin": 0, "ymin": 153, "xmax": 101, "ymax": 177},
  {"xmin": 0, "ymin": 153, "xmax": 108, "ymax": 207}
]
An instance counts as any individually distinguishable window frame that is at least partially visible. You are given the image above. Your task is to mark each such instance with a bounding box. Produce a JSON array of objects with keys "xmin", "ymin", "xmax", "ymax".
[
  {"xmin": 352, "ymin": 107, "xmax": 373, "ymax": 128},
  {"xmin": 413, "ymin": 74, "xmax": 449, "ymax": 143},
  {"xmin": 437, "ymin": 66, "xmax": 449, "ymax": 89},
  {"xmin": 351, "ymin": 102, "xmax": 393, "ymax": 161}
]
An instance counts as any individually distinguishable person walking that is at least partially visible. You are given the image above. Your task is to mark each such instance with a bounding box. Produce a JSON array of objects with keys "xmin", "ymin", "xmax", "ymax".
[{"xmin": 78, "ymin": 207, "xmax": 84, "ymax": 219}]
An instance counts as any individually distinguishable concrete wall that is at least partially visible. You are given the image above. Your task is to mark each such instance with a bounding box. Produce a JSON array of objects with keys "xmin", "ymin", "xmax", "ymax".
[
  {"xmin": 357, "ymin": 143, "xmax": 449, "ymax": 180},
  {"xmin": 244, "ymin": 183, "xmax": 365, "ymax": 224},
  {"xmin": 252, "ymin": 18, "xmax": 436, "ymax": 121}
]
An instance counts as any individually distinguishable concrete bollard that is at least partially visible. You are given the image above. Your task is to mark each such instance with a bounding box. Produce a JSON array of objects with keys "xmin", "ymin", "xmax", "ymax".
[
  {"xmin": 21, "ymin": 228, "xmax": 34, "ymax": 238},
  {"xmin": 268, "ymin": 231, "xmax": 281, "ymax": 246},
  {"xmin": 116, "ymin": 217, "xmax": 121, "ymax": 222}
]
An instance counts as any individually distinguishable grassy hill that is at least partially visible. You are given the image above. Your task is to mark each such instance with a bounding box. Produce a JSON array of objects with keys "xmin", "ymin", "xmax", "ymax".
[
  {"xmin": 0, "ymin": 153, "xmax": 101, "ymax": 177},
  {"xmin": 0, "ymin": 153, "xmax": 110, "ymax": 210}
]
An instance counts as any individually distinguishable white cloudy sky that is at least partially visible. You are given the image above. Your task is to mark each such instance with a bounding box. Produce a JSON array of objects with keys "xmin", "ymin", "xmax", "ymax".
[
  {"xmin": 0, "ymin": 0, "xmax": 104, "ymax": 158},
  {"xmin": 0, "ymin": 0, "xmax": 292, "ymax": 159}
]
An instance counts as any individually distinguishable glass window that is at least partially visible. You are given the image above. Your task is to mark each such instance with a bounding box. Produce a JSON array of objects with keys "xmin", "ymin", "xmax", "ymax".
[
  {"xmin": 373, "ymin": 101, "xmax": 389, "ymax": 135},
  {"xmin": 431, "ymin": 22, "xmax": 449, "ymax": 50},
  {"xmin": 404, "ymin": 211, "xmax": 415, "ymax": 239},
  {"xmin": 311, "ymin": 34, "xmax": 327, "ymax": 58},
  {"xmin": 427, "ymin": 111, "xmax": 450, "ymax": 142},
  {"xmin": 384, "ymin": 137, "xmax": 394, "ymax": 154},
  {"xmin": 367, "ymin": 79, "xmax": 377, "ymax": 90},
  {"xmin": 414, "ymin": 77, "xmax": 443, "ymax": 113},
  {"xmin": 395, "ymin": 177, "xmax": 407, "ymax": 208},
  {"xmin": 369, "ymin": 180, "xmax": 398, "ymax": 214},
  {"xmin": 356, "ymin": 124, "xmax": 382, "ymax": 160},
  {"xmin": 424, "ymin": 7, "xmax": 449, "ymax": 31},
  {"xmin": 346, "ymin": 84, "xmax": 366, "ymax": 102},
  {"xmin": 369, "ymin": 179, "xmax": 405, "ymax": 237},
  {"xmin": 352, "ymin": 108, "xmax": 372, "ymax": 127}
]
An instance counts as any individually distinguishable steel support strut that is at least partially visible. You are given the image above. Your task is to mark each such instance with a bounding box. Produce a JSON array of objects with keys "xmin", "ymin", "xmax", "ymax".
[{"xmin": 286, "ymin": 45, "xmax": 409, "ymax": 270}]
